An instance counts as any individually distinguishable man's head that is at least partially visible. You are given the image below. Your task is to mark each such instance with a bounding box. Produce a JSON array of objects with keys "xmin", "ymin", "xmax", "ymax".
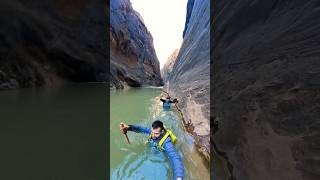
[
  {"xmin": 151, "ymin": 120, "xmax": 164, "ymax": 139},
  {"xmin": 166, "ymin": 96, "xmax": 171, "ymax": 99}
]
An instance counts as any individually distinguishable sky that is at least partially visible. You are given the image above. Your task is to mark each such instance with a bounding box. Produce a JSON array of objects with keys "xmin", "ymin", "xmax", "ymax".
[{"xmin": 130, "ymin": 0, "xmax": 188, "ymax": 69}]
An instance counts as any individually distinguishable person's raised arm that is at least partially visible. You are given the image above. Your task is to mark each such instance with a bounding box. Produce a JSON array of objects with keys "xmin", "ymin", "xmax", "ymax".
[
  {"xmin": 120, "ymin": 122, "xmax": 151, "ymax": 134},
  {"xmin": 170, "ymin": 99, "xmax": 178, "ymax": 104},
  {"xmin": 162, "ymin": 139, "xmax": 185, "ymax": 180}
]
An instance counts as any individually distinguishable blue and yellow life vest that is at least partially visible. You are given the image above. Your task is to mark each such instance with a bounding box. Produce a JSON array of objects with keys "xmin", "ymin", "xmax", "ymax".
[{"xmin": 148, "ymin": 127, "xmax": 177, "ymax": 151}]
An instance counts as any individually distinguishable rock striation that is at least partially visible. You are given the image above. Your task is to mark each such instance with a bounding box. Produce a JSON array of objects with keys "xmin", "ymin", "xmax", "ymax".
[{"xmin": 163, "ymin": 0, "xmax": 210, "ymax": 160}]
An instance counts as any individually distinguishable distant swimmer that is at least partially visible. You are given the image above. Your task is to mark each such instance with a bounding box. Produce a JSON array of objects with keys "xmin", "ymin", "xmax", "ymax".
[{"xmin": 160, "ymin": 95, "xmax": 178, "ymax": 109}]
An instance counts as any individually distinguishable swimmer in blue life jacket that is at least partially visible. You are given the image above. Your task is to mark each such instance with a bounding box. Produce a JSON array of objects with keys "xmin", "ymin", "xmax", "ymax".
[
  {"xmin": 119, "ymin": 120, "xmax": 184, "ymax": 180},
  {"xmin": 160, "ymin": 96, "xmax": 178, "ymax": 108}
]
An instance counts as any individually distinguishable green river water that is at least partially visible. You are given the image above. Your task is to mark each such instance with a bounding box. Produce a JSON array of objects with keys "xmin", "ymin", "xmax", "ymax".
[
  {"xmin": 110, "ymin": 87, "xmax": 210, "ymax": 180},
  {"xmin": 0, "ymin": 84, "xmax": 209, "ymax": 179}
]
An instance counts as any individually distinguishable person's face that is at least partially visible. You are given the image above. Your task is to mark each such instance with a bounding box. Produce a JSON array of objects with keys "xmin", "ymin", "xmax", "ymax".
[{"xmin": 151, "ymin": 127, "xmax": 162, "ymax": 139}]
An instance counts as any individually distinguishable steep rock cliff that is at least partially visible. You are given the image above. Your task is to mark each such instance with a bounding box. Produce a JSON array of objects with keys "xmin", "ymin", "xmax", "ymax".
[
  {"xmin": 0, "ymin": 0, "xmax": 107, "ymax": 90},
  {"xmin": 212, "ymin": 1, "xmax": 320, "ymax": 179},
  {"xmin": 161, "ymin": 49, "xmax": 179, "ymax": 83},
  {"xmin": 164, "ymin": 0, "xmax": 210, "ymax": 160},
  {"xmin": 110, "ymin": 0, "xmax": 162, "ymax": 89}
]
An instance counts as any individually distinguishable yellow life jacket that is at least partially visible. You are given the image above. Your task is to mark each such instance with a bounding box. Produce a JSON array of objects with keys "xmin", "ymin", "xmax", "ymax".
[{"xmin": 148, "ymin": 127, "xmax": 177, "ymax": 151}]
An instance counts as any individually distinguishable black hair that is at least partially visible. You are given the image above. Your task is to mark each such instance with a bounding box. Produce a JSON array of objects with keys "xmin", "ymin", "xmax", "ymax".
[{"xmin": 152, "ymin": 120, "xmax": 164, "ymax": 131}]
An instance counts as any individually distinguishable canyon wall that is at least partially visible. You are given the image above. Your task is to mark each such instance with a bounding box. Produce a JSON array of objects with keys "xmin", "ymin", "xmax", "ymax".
[
  {"xmin": 212, "ymin": 0, "xmax": 320, "ymax": 179},
  {"xmin": 0, "ymin": 0, "xmax": 107, "ymax": 90},
  {"xmin": 163, "ymin": 0, "xmax": 210, "ymax": 160},
  {"xmin": 110, "ymin": 0, "xmax": 162, "ymax": 89}
]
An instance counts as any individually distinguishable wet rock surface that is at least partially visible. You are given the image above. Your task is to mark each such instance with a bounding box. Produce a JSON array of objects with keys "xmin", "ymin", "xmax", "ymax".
[
  {"xmin": 212, "ymin": 0, "xmax": 320, "ymax": 179},
  {"xmin": 0, "ymin": 0, "xmax": 107, "ymax": 90},
  {"xmin": 110, "ymin": 0, "xmax": 162, "ymax": 89}
]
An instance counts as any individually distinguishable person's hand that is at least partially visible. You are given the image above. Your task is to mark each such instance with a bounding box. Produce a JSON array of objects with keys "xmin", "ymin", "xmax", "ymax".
[{"xmin": 119, "ymin": 122, "xmax": 129, "ymax": 133}]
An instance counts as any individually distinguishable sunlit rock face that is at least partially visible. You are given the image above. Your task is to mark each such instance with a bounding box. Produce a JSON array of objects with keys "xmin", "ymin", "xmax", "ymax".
[
  {"xmin": 212, "ymin": 0, "xmax": 320, "ymax": 179},
  {"xmin": 163, "ymin": 0, "xmax": 210, "ymax": 160},
  {"xmin": 110, "ymin": 0, "xmax": 162, "ymax": 89},
  {"xmin": 161, "ymin": 49, "xmax": 179, "ymax": 83},
  {"xmin": 0, "ymin": 0, "xmax": 107, "ymax": 90}
]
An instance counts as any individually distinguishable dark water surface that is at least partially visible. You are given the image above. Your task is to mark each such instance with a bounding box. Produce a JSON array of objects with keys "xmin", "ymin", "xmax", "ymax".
[{"xmin": 0, "ymin": 83, "xmax": 108, "ymax": 180}]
